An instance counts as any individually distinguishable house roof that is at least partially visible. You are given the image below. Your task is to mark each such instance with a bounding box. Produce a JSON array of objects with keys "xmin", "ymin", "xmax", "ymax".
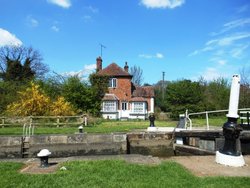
[
  {"xmin": 102, "ymin": 94, "xmax": 119, "ymax": 101},
  {"xmin": 132, "ymin": 86, "xmax": 155, "ymax": 98},
  {"xmin": 130, "ymin": 97, "xmax": 147, "ymax": 102},
  {"xmin": 97, "ymin": 63, "xmax": 132, "ymax": 77}
]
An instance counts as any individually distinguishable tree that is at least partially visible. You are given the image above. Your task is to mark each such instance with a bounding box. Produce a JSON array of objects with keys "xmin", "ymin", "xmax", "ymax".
[
  {"xmin": 239, "ymin": 66, "xmax": 250, "ymax": 108},
  {"xmin": 165, "ymin": 79, "xmax": 205, "ymax": 118},
  {"xmin": 0, "ymin": 46, "xmax": 48, "ymax": 81},
  {"xmin": 202, "ymin": 77, "xmax": 230, "ymax": 110},
  {"xmin": 62, "ymin": 76, "xmax": 92, "ymax": 114},
  {"xmin": 0, "ymin": 81, "xmax": 28, "ymax": 114},
  {"xmin": 89, "ymin": 73, "xmax": 109, "ymax": 116},
  {"xmin": 130, "ymin": 65, "xmax": 143, "ymax": 86}
]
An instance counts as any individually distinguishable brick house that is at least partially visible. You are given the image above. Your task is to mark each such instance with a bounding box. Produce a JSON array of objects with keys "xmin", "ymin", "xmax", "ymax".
[{"xmin": 96, "ymin": 57, "xmax": 155, "ymax": 120}]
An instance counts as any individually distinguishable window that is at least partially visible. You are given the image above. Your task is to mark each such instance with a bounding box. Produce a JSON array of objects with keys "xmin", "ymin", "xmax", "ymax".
[
  {"xmin": 103, "ymin": 101, "xmax": 117, "ymax": 112},
  {"xmin": 132, "ymin": 102, "xmax": 144, "ymax": 113},
  {"xmin": 109, "ymin": 78, "xmax": 117, "ymax": 88},
  {"xmin": 122, "ymin": 102, "xmax": 128, "ymax": 110}
]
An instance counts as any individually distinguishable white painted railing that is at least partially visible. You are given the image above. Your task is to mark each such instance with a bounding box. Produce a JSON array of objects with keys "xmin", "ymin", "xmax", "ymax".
[{"xmin": 185, "ymin": 108, "xmax": 250, "ymax": 130}]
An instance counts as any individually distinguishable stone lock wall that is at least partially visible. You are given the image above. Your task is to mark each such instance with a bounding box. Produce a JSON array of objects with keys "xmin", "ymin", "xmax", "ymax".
[{"xmin": 0, "ymin": 133, "xmax": 127, "ymax": 158}]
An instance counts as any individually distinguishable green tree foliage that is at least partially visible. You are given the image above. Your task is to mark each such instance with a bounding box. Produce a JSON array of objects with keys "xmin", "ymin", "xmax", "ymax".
[
  {"xmin": 239, "ymin": 67, "xmax": 250, "ymax": 108},
  {"xmin": 165, "ymin": 79, "xmax": 205, "ymax": 118},
  {"xmin": 0, "ymin": 81, "xmax": 28, "ymax": 113},
  {"xmin": 201, "ymin": 77, "xmax": 230, "ymax": 110},
  {"xmin": 89, "ymin": 73, "xmax": 109, "ymax": 116},
  {"xmin": 154, "ymin": 78, "xmax": 231, "ymax": 118},
  {"xmin": 62, "ymin": 76, "xmax": 92, "ymax": 114}
]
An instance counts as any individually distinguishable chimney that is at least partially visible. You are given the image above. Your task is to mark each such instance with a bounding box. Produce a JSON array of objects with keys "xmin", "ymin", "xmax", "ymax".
[
  {"xmin": 124, "ymin": 62, "xmax": 129, "ymax": 72},
  {"xmin": 96, "ymin": 56, "xmax": 102, "ymax": 72}
]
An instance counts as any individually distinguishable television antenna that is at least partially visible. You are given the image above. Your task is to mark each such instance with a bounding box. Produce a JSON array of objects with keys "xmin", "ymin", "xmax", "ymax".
[{"xmin": 99, "ymin": 43, "xmax": 106, "ymax": 57}]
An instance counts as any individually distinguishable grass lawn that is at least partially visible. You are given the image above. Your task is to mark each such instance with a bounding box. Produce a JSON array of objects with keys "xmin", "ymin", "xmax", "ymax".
[
  {"xmin": 0, "ymin": 116, "xmax": 227, "ymax": 135},
  {"xmin": 0, "ymin": 120, "xmax": 178, "ymax": 135},
  {"xmin": 0, "ymin": 160, "xmax": 249, "ymax": 188}
]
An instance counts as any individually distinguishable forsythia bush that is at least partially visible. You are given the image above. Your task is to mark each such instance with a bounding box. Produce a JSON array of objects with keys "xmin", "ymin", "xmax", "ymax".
[
  {"xmin": 50, "ymin": 96, "xmax": 75, "ymax": 116},
  {"xmin": 6, "ymin": 82, "xmax": 76, "ymax": 116}
]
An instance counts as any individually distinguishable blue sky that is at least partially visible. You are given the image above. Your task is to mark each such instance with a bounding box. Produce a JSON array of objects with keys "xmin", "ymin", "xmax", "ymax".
[{"xmin": 0, "ymin": 0, "xmax": 250, "ymax": 84}]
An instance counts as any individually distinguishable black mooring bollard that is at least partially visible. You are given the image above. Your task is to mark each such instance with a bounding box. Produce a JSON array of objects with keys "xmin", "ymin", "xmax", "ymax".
[
  {"xmin": 149, "ymin": 113, "xmax": 155, "ymax": 127},
  {"xmin": 220, "ymin": 117, "xmax": 242, "ymax": 156}
]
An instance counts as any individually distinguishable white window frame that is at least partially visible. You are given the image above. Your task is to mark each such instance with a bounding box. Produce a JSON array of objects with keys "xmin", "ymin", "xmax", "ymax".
[
  {"xmin": 109, "ymin": 78, "xmax": 117, "ymax": 88},
  {"xmin": 103, "ymin": 101, "xmax": 117, "ymax": 112},
  {"xmin": 132, "ymin": 102, "xmax": 145, "ymax": 113},
  {"xmin": 121, "ymin": 102, "xmax": 128, "ymax": 111}
]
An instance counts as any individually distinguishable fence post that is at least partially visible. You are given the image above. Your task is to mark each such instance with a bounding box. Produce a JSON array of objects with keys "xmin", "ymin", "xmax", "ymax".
[
  {"xmin": 57, "ymin": 116, "xmax": 60, "ymax": 127},
  {"xmin": 206, "ymin": 111, "xmax": 209, "ymax": 130},
  {"xmin": 84, "ymin": 116, "xmax": 87, "ymax": 126},
  {"xmin": 1, "ymin": 117, "xmax": 5, "ymax": 128}
]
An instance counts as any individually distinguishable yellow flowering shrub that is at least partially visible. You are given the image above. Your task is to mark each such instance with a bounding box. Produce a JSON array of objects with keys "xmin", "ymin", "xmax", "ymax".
[
  {"xmin": 6, "ymin": 82, "xmax": 50, "ymax": 116},
  {"xmin": 6, "ymin": 82, "xmax": 76, "ymax": 116},
  {"xmin": 50, "ymin": 96, "xmax": 75, "ymax": 116}
]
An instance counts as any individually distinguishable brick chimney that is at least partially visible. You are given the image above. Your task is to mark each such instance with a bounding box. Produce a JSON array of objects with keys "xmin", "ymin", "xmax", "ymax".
[
  {"xmin": 96, "ymin": 56, "xmax": 102, "ymax": 72},
  {"xmin": 124, "ymin": 62, "xmax": 129, "ymax": 72}
]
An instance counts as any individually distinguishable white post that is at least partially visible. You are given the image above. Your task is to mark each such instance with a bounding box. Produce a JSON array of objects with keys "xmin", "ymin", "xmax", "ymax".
[
  {"xmin": 206, "ymin": 111, "xmax": 209, "ymax": 130},
  {"xmin": 84, "ymin": 117, "xmax": 87, "ymax": 126},
  {"xmin": 150, "ymin": 98, "xmax": 154, "ymax": 113},
  {"xmin": 227, "ymin": 75, "xmax": 240, "ymax": 118}
]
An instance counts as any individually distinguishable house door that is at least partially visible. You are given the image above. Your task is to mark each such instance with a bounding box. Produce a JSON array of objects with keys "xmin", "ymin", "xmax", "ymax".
[{"xmin": 121, "ymin": 102, "xmax": 129, "ymax": 118}]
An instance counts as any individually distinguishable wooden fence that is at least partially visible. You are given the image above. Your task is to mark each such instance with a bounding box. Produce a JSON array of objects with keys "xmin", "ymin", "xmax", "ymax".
[{"xmin": 0, "ymin": 115, "xmax": 87, "ymax": 128}]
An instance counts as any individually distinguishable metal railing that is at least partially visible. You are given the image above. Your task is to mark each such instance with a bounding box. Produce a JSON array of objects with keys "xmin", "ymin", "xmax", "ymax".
[
  {"xmin": 23, "ymin": 123, "xmax": 34, "ymax": 137},
  {"xmin": 185, "ymin": 108, "xmax": 250, "ymax": 130}
]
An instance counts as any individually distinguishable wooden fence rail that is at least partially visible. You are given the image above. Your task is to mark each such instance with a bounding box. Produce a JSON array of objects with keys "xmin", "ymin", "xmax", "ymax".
[{"xmin": 0, "ymin": 115, "xmax": 87, "ymax": 128}]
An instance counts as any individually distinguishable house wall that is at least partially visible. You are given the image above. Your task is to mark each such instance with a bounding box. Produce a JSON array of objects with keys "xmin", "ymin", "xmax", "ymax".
[{"xmin": 108, "ymin": 77, "xmax": 132, "ymax": 110}]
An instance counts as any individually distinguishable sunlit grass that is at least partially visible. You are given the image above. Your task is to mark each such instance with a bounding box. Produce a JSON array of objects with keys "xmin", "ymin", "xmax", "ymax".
[
  {"xmin": 0, "ymin": 160, "xmax": 249, "ymax": 188},
  {"xmin": 0, "ymin": 120, "xmax": 177, "ymax": 135},
  {"xmin": 0, "ymin": 116, "xmax": 228, "ymax": 135}
]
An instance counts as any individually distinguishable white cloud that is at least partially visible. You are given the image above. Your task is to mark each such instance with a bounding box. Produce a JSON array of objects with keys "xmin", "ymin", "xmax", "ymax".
[
  {"xmin": 82, "ymin": 15, "xmax": 92, "ymax": 22},
  {"xmin": 51, "ymin": 25, "xmax": 60, "ymax": 32},
  {"xmin": 62, "ymin": 64, "xmax": 96, "ymax": 80},
  {"xmin": 230, "ymin": 44, "xmax": 249, "ymax": 58},
  {"xmin": 237, "ymin": 4, "xmax": 249, "ymax": 13},
  {"xmin": 190, "ymin": 32, "xmax": 250, "ymax": 57},
  {"xmin": 139, "ymin": 52, "xmax": 164, "ymax": 59},
  {"xmin": 141, "ymin": 0, "xmax": 185, "ymax": 9},
  {"xmin": 26, "ymin": 15, "xmax": 39, "ymax": 27},
  {"xmin": 217, "ymin": 60, "xmax": 227, "ymax": 65},
  {"xmin": 0, "ymin": 28, "xmax": 22, "ymax": 47},
  {"xmin": 211, "ymin": 18, "xmax": 250, "ymax": 36},
  {"xmin": 202, "ymin": 67, "xmax": 224, "ymax": 81},
  {"xmin": 86, "ymin": 6, "xmax": 99, "ymax": 13},
  {"xmin": 139, "ymin": 54, "xmax": 153, "ymax": 59},
  {"xmin": 47, "ymin": 0, "xmax": 71, "ymax": 8},
  {"xmin": 156, "ymin": 53, "xmax": 164, "ymax": 58}
]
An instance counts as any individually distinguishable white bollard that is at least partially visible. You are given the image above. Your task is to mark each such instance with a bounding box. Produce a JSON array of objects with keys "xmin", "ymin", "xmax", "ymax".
[{"xmin": 227, "ymin": 75, "xmax": 240, "ymax": 118}]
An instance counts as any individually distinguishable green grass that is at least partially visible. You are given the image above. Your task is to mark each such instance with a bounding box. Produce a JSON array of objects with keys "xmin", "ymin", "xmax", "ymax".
[
  {"xmin": 0, "ymin": 116, "xmax": 228, "ymax": 136},
  {"xmin": 0, "ymin": 160, "xmax": 249, "ymax": 188},
  {"xmin": 191, "ymin": 116, "xmax": 227, "ymax": 127}
]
